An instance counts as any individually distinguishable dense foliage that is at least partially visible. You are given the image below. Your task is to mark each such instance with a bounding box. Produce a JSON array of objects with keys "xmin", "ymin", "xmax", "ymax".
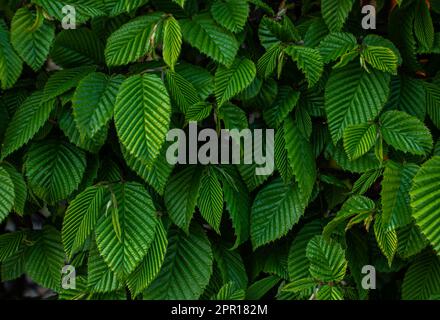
[{"xmin": 0, "ymin": 0, "xmax": 440, "ymax": 300}]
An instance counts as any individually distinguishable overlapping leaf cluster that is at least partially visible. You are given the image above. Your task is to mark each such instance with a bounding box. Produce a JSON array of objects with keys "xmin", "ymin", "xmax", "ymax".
[{"xmin": 0, "ymin": 0, "xmax": 439, "ymax": 300}]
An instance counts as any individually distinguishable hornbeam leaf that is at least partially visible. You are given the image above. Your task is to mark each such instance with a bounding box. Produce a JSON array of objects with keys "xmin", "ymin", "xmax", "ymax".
[
  {"xmin": 410, "ymin": 156, "xmax": 440, "ymax": 254},
  {"xmin": 325, "ymin": 61, "xmax": 390, "ymax": 144},
  {"xmin": 114, "ymin": 74, "xmax": 171, "ymax": 165},
  {"xmin": 380, "ymin": 111, "xmax": 433, "ymax": 155},
  {"xmin": 95, "ymin": 182, "xmax": 158, "ymax": 278},
  {"xmin": 180, "ymin": 13, "xmax": 239, "ymax": 67},
  {"xmin": 215, "ymin": 58, "xmax": 256, "ymax": 107},
  {"xmin": 11, "ymin": 8, "xmax": 55, "ymax": 71},
  {"xmin": 251, "ymin": 178, "xmax": 305, "ymax": 249}
]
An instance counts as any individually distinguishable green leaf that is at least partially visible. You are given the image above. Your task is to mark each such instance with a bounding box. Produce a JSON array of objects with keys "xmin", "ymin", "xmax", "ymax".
[
  {"xmin": 73, "ymin": 72, "xmax": 124, "ymax": 138},
  {"xmin": 105, "ymin": 13, "xmax": 163, "ymax": 66},
  {"xmin": 402, "ymin": 251, "xmax": 440, "ymax": 300},
  {"xmin": 380, "ymin": 110, "xmax": 433, "ymax": 155},
  {"xmin": 343, "ymin": 123, "xmax": 377, "ymax": 161},
  {"xmin": 284, "ymin": 45, "xmax": 324, "ymax": 88},
  {"xmin": 321, "ymin": 0, "xmax": 355, "ymax": 32},
  {"xmin": 218, "ymin": 103, "xmax": 248, "ymax": 130},
  {"xmin": 126, "ymin": 220, "xmax": 168, "ymax": 297},
  {"xmin": 95, "ymin": 182, "xmax": 158, "ymax": 278},
  {"xmin": 316, "ymin": 285, "xmax": 343, "ymax": 300},
  {"xmin": 211, "ymin": 0, "xmax": 249, "ymax": 33},
  {"xmin": 164, "ymin": 166, "xmax": 203, "ymax": 232},
  {"xmin": 175, "ymin": 63, "xmax": 214, "ymax": 100},
  {"xmin": 59, "ymin": 107, "xmax": 108, "ymax": 154},
  {"xmin": 284, "ymin": 118, "xmax": 316, "ymax": 202},
  {"xmin": 263, "ymin": 86, "xmax": 300, "ymax": 128},
  {"xmin": 246, "ymin": 275, "xmax": 280, "ymax": 300},
  {"xmin": 424, "ymin": 82, "xmax": 440, "ymax": 129},
  {"xmin": 325, "ymin": 61, "xmax": 390, "ymax": 144},
  {"xmin": 257, "ymin": 43, "xmax": 284, "ymax": 79},
  {"xmin": 361, "ymin": 46, "xmax": 399, "ymax": 75},
  {"xmin": 0, "ymin": 231, "xmax": 23, "ymax": 262},
  {"xmin": 11, "ymin": 8, "xmax": 54, "ymax": 71},
  {"xmin": 319, "ymin": 32, "xmax": 358, "ymax": 63},
  {"xmin": 122, "ymin": 144, "xmax": 174, "ymax": 196},
  {"xmin": 0, "ymin": 19, "xmax": 22, "ymax": 90},
  {"xmin": 114, "ymin": 74, "xmax": 171, "ymax": 165},
  {"xmin": 1, "ymin": 164, "xmax": 27, "ymax": 216},
  {"xmin": 32, "ymin": 0, "xmax": 106, "ymax": 22},
  {"xmin": 0, "ymin": 167, "xmax": 15, "ymax": 222},
  {"xmin": 306, "ymin": 235, "xmax": 347, "ymax": 282},
  {"xmin": 43, "ymin": 66, "xmax": 96, "ymax": 102},
  {"xmin": 1, "ymin": 91, "xmax": 56, "ymax": 159},
  {"xmin": 218, "ymin": 165, "xmax": 250, "ymax": 248},
  {"xmin": 163, "ymin": 16, "xmax": 182, "ymax": 71},
  {"xmin": 51, "ymin": 28, "xmax": 104, "ymax": 68},
  {"xmin": 381, "ymin": 161, "xmax": 419, "ymax": 229},
  {"xmin": 62, "ymin": 186, "xmax": 106, "ymax": 258},
  {"xmin": 144, "ymin": 225, "xmax": 213, "ymax": 300},
  {"xmin": 322, "ymin": 195, "xmax": 375, "ymax": 239},
  {"xmin": 180, "ymin": 13, "xmax": 239, "ymax": 67},
  {"xmin": 25, "ymin": 226, "xmax": 65, "ymax": 292},
  {"xmin": 212, "ymin": 282, "xmax": 245, "ymax": 300},
  {"xmin": 213, "ymin": 243, "xmax": 248, "ymax": 289},
  {"xmin": 186, "ymin": 102, "xmax": 213, "ymax": 122},
  {"xmin": 251, "ymin": 178, "xmax": 305, "ymax": 249},
  {"xmin": 198, "ymin": 167, "xmax": 224, "ymax": 234},
  {"xmin": 410, "ymin": 156, "xmax": 440, "ymax": 254},
  {"xmin": 288, "ymin": 220, "xmax": 323, "ymax": 282},
  {"xmin": 397, "ymin": 222, "xmax": 428, "ymax": 259},
  {"xmin": 374, "ymin": 214, "xmax": 398, "ymax": 267},
  {"xmin": 414, "ymin": 0, "xmax": 434, "ymax": 52},
  {"xmin": 25, "ymin": 140, "xmax": 86, "ymax": 204},
  {"xmin": 258, "ymin": 16, "xmax": 299, "ymax": 49},
  {"xmin": 165, "ymin": 70, "xmax": 200, "ymax": 114},
  {"xmin": 88, "ymin": 240, "xmax": 122, "ymax": 293},
  {"xmin": 215, "ymin": 58, "xmax": 256, "ymax": 107}
]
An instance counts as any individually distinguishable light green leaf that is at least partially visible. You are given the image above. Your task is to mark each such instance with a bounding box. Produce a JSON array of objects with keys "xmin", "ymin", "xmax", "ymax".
[{"xmin": 163, "ymin": 16, "xmax": 182, "ymax": 70}]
